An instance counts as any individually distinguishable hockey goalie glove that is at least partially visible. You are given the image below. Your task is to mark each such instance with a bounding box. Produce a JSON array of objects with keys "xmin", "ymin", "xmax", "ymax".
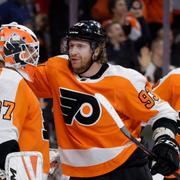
[{"xmin": 151, "ymin": 135, "xmax": 180, "ymax": 176}]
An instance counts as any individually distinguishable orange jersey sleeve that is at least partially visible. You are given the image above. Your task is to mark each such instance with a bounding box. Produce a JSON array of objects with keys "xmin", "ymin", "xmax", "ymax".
[
  {"xmin": 27, "ymin": 62, "xmax": 53, "ymax": 98},
  {"xmin": 153, "ymin": 68, "xmax": 180, "ymax": 110},
  {"xmin": 0, "ymin": 68, "xmax": 50, "ymax": 174}
]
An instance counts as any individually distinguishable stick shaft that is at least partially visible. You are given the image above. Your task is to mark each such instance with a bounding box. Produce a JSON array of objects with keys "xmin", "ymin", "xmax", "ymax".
[{"xmin": 95, "ymin": 93, "xmax": 180, "ymax": 179}]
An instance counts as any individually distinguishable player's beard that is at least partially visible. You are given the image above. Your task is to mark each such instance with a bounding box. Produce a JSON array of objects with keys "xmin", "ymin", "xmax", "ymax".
[{"xmin": 70, "ymin": 58, "xmax": 93, "ymax": 75}]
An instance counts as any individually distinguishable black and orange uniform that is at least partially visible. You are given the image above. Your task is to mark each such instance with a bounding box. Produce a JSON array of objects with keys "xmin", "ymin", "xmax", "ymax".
[
  {"xmin": 153, "ymin": 68, "xmax": 180, "ymax": 180},
  {"xmin": 27, "ymin": 55, "xmax": 177, "ymax": 178}
]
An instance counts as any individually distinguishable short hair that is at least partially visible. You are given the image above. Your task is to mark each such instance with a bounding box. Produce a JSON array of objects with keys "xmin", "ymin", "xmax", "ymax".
[
  {"xmin": 108, "ymin": 0, "xmax": 118, "ymax": 14},
  {"xmin": 108, "ymin": 0, "xmax": 128, "ymax": 14}
]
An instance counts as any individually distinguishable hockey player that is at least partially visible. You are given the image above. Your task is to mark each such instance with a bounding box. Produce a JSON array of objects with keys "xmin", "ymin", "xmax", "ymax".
[
  {"xmin": 153, "ymin": 68, "xmax": 180, "ymax": 180},
  {"xmin": 26, "ymin": 20, "xmax": 179, "ymax": 179},
  {"xmin": 0, "ymin": 23, "xmax": 50, "ymax": 179}
]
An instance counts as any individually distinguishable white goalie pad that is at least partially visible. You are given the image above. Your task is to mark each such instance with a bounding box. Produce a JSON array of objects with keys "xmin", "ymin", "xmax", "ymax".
[{"xmin": 5, "ymin": 151, "xmax": 43, "ymax": 180}]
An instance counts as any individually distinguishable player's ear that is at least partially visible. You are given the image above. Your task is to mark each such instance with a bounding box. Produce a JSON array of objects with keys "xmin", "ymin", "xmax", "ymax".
[
  {"xmin": 92, "ymin": 47, "xmax": 100, "ymax": 61},
  {"xmin": 94, "ymin": 47, "xmax": 100, "ymax": 55}
]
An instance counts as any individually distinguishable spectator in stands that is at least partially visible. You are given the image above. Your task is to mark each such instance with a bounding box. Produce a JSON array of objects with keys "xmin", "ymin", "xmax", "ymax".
[
  {"xmin": 139, "ymin": 38, "xmax": 175, "ymax": 84},
  {"xmin": 103, "ymin": 0, "xmax": 142, "ymax": 41},
  {"xmin": 105, "ymin": 21, "xmax": 140, "ymax": 71},
  {"xmin": 129, "ymin": 0, "xmax": 151, "ymax": 50},
  {"xmin": 91, "ymin": 0, "xmax": 112, "ymax": 23},
  {"xmin": 0, "ymin": 0, "xmax": 33, "ymax": 28},
  {"xmin": 102, "ymin": 0, "xmax": 150, "ymax": 54}
]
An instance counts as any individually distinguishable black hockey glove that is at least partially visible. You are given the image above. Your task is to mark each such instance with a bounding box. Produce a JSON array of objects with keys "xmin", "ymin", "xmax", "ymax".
[
  {"xmin": 151, "ymin": 135, "xmax": 179, "ymax": 176},
  {"xmin": 177, "ymin": 119, "xmax": 180, "ymax": 135}
]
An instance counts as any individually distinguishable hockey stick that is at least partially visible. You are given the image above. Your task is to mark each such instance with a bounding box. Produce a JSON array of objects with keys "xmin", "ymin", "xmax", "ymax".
[{"xmin": 95, "ymin": 93, "xmax": 180, "ymax": 179}]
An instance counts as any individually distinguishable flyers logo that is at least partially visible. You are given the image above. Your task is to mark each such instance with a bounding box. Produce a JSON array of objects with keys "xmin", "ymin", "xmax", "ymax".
[
  {"xmin": 60, "ymin": 88, "xmax": 101, "ymax": 126},
  {"xmin": 4, "ymin": 33, "xmax": 24, "ymax": 56}
]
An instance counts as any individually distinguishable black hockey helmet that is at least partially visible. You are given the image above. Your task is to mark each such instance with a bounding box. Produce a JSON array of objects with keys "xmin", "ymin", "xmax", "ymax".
[{"xmin": 67, "ymin": 20, "xmax": 106, "ymax": 43}]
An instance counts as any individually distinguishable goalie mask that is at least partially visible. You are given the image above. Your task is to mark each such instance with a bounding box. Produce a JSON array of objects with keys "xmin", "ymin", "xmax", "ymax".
[{"xmin": 0, "ymin": 22, "xmax": 39, "ymax": 68}]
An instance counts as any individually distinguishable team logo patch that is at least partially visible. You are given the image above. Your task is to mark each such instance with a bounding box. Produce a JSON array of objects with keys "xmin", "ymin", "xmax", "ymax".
[
  {"xmin": 4, "ymin": 33, "xmax": 24, "ymax": 56},
  {"xmin": 60, "ymin": 88, "xmax": 101, "ymax": 126}
]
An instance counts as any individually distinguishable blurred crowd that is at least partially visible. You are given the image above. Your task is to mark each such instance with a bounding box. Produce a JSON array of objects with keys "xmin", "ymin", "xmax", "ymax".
[{"xmin": 1, "ymin": 0, "xmax": 180, "ymax": 147}]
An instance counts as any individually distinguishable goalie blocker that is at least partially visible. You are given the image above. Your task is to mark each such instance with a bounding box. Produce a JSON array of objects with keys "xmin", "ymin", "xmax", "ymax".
[{"xmin": 2, "ymin": 151, "xmax": 44, "ymax": 180}]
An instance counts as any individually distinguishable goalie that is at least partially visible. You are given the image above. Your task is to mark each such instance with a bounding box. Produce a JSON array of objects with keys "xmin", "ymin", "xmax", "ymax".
[{"xmin": 0, "ymin": 23, "xmax": 50, "ymax": 179}]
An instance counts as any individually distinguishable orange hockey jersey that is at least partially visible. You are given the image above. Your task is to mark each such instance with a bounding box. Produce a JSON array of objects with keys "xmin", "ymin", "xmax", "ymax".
[
  {"xmin": 27, "ymin": 55, "xmax": 177, "ymax": 177},
  {"xmin": 153, "ymin": 68, "xmax": 180, "ymax": 111},
  {"xmin": 153, "ymin": 68, "xmax": 180, "ymax": 179},
  {"xmin": 0, "ymin": 67, "xmax": 50, "ymax": 174}
]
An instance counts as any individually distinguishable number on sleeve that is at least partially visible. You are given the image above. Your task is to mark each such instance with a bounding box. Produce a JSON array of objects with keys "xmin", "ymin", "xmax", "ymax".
[
  {"xmin": 1, "ymin": 100, "xmax": 15, "ymax": 120},
  {"xmin": 138, "ymin": 85, "xmax": 159, "ymax": 109}
]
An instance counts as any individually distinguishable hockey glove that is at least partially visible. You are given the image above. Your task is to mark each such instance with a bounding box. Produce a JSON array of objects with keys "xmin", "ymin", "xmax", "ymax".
[
  {"xmin": 151, "ymin": 135, "xmax": 179, "ymax": 176},
  {"xmin": 177, "ymin": 119, "xmax": 180, "ymax": 135}
]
